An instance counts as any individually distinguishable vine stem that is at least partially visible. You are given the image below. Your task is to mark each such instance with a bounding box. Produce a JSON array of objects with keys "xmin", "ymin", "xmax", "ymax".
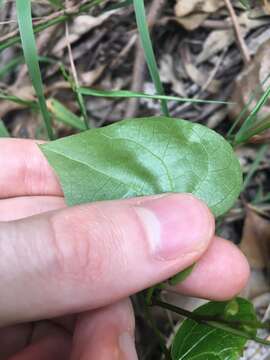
[
  {"xmin": 140, "ymin": 294, "xmax": 171, "ymax": 360},
  {"xmin": 152, "ymin": 299, "xmax": 270, "ymax": 346}
]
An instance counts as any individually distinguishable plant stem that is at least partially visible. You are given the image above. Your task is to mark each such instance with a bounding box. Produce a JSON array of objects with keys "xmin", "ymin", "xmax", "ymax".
[
  {"xmin": 152, "ymin": 299, "xmax": 270, "ymax": 346},
  {"xmin": 142, "ymin": 295, "xmax": 171, "ymax": 360}
]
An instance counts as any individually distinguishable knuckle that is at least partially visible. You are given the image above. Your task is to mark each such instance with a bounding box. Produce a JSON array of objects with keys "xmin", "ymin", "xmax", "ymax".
[{"xmin": 47, "ymin": 208, "xmax": 105, "ymax": 281}]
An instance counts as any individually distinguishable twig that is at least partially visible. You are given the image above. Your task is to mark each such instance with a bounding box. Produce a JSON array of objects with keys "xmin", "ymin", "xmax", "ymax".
[
  {"xmin": 64, "ymin": 6, "xmax": 90, "ymax": 129},
  {"xmin": 223, "ymin": 0, "xmax": 250, "ymax": 65},
  {"xmin": 125, "ymin": 0, "xmax": 166, "ymax": 118},
  {"xmin": 152, "ymin": 299, "xmax": 270, "ymax": 346},
  {"xmin": 0, "ymin": 0, "xmax": 95, "ymax": 44}
]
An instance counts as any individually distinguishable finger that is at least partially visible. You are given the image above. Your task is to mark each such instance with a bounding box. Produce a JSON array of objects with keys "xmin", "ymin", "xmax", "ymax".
[
  {"xmin": 0, "ymin": 193, "xmax": 214, "ymax": 326},
  {"xmin": 0, "ymin": 324, "xmax": 32, "ymax": 360},
  {"xmin": 173, "ymin": 237, "xmax": 250, "ymax": 300},
  {"xmin": 30, "ymin": 320, "xmax": 70, "ymax": 343},
  {"xmin": 8, "ymin": 323, "xmax": 71, "ymax": 360},
  {"xmin": 0, "ymin": 194, "xmax": 164, "ymax": 222},
  {"xmin": 71, "ymin": 299, "xmax": 137, "ymax": 360},
  {"xmin": 0, "ymin": 196, "xmax": 65, "ymax": 221},
  {"xmin": 0, "ymin": 139, "xmax": 61, "ymax": 198}
]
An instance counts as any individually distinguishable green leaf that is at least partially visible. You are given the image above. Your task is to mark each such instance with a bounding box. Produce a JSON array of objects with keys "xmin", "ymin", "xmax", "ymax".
[
  {"xmin": 0, "ymin": 120, "xmax": 10, "ymax": 137},
  {"xmin": 16, "ymin": 0, "xmax": 54, "ymax": 140},
  {"xmin": 168, "ymin": 264, "xmax": 195, "ymax": 286},
  {"xmin": 47, "ymin": 98, "xmax": 87, "ymax": 131},
  {"xmin": 171, "ymin": 298, "xmax": 257, "ymax": 360},
  {"xmin": 41, "ymin": 117, "xmax": 242, "ymax": 217}
]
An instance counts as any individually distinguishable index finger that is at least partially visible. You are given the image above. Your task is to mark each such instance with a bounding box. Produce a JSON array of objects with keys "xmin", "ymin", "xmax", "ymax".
[{"xmin": 0, "ymin": 139, "xmax": 62, "ymax": 198}]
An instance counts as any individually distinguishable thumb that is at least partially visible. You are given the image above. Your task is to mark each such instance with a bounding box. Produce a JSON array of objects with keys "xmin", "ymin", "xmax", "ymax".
[{"xmin": 0, "ymin": 194, "xmax": 214, "ymax": 326}]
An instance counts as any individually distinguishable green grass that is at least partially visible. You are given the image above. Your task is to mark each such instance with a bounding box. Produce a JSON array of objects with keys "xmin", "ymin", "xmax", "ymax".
[
  {"xmin": 234, "ymin": 84, "xmax": 270, "ymax": 145},
  {"xmin": 243, "ymin": 144, "xmax": 269, "ymax": 191},
  {"xmin": 0, "ymin": 0, "xmax": 100, "ymax": 53},
  {"xmin": 47, "ymin": 0, "xmax": 64, "ymax": 9},
  {"xmin": 227, "ymin": 74, "xmax": 270, "ymax": 142},
  {"xmin": 16, "ymin": 0, "xmax": 54, "ymax": 139},
  {"xmin": 79, "ymin": 87, "xmax": 234, "ymax": 105},
  {"xmin": 47, "ymin": 98, "xmax": 87, "ymax": 131},
  {"xmin": 133, "ymin": 0, "xmax": 169, "ymax": 116},
  {"xmin": 0, "ymin": 120, "xmax": 10, "ymax": 137},
  {"xmin": 0, "ymin": 91, "xmax": 37, "ymax": 108}
]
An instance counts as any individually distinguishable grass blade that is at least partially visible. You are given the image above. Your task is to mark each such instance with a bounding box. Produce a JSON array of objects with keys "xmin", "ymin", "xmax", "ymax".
[
  {"xmin": 0, "ymin": 91, "xmax": 37, "ymax": 108},
  {"xmin": 0, "ymin": 120, "xmax": 10, "ymax": 137},
  {"xmin": 0, "ymin": 56, "xmax": 24, "ymax": 80},
  {"xmin": 47, "ymin": 98, "xmax": 87, "ymax": 131},
  {"xmin": 47, "ymin": 0, "xmax": 63, "ymax": 9},
  {"xmin": 133, "ymin": 0, "xmax": 169, "ymax": 116},
  {"xmin": 243, "ymin": 144, "xmax": 268, "ymax": 190},
  {"xmin": 16, "ymin": 0, "xmax": 54, "ymax": 139},
  {"xmin": 234, "ymin": 84, "xmax": 270, "ymax": 145},
  {"xmin": 227, "ymin": 74, "xmax": 270, "ymax": 139},
  {"xmin": 0, "ymin": 0, "xmax": 100, "ymax": 53},
  {"xmin": 106, "ymin": 0, "xmax": 133, "ymax": 11},
  {"xmin": 79, "ymin": 87, "xmax": 234, "ymax": 105}
]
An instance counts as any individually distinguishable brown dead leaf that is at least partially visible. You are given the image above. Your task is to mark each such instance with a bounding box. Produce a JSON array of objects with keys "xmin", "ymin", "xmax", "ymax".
[
  {"xmin": 159, "ymin": 55, "xmax": 186, "ymax": 96},
  {"xmin": 174, "ymin": 0, "xmax": 224, "ymax": 18},
  {"xmin": 80, "ymin": 64, "xmax": 107, "ymax": 86},
  {"xmin": 230, "ymin": 39, "xmax": 270, "ymax": 121},
  {"xmin": 173, "ymin": 13, "xmax": 208, "ymax": 30},
  {"xmin": 53, "ymin": 12, "xmax": 117, "ymax": 54},
  {"xmin": 240, "ymin": 206, "xmax": 270, "ymax": 270},
  {"xmin": 196, "ymin": 29, "xmax": 234, "ymax": 64}
]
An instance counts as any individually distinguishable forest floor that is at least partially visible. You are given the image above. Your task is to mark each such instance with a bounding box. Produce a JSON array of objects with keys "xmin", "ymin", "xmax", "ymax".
[{"xmin": 1, "ymin": 0, "xmax": 270, "ymax": 358}]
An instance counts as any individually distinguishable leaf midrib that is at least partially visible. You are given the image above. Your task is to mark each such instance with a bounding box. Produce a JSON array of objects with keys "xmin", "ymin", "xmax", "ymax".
[{"xmin": 44, "ymin": 147, "xmax": 145, "ymax": 194}]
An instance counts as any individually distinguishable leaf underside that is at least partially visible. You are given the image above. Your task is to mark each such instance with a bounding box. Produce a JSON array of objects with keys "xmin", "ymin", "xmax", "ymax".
[
  {"xmin": 41, "ymin": 116, "xmax": 242, "ymax": 217},
  {"xmin": 171, "ymin": 298, "xmax": 257, "ymax": 360}
]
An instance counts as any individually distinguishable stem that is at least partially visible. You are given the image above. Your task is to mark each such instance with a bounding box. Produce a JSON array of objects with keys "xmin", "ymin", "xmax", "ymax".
[
  {"xmin": 152, "ymin": 299, "xmax": 270, "ymax": 346},
  {"xmin": 65, "ymin": 17, "xmax": 90, "ymax": 129},
  {"xmin": 141, "ymin": 295, "xmax": 171, "ymax": 360}
]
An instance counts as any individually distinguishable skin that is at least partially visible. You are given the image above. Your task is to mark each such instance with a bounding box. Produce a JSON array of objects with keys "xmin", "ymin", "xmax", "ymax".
[{"xmin": 0, "ymin": 139, "xmax": 250, "ymax": 360}]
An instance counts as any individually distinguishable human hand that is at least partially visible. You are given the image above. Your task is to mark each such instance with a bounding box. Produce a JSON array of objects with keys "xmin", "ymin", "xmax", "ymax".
[{"xmin": 0, "ymin": 139, "xmax": 249, "ymax": 359}]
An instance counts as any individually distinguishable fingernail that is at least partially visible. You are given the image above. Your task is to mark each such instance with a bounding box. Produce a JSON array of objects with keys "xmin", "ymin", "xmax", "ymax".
[
  {"xmin": 119, "ymin": 332, "xmax": 138, "ymax": 360},
  {"xmin": 134, "ymin": 194, "xmax": 214, "ymax": 260}
]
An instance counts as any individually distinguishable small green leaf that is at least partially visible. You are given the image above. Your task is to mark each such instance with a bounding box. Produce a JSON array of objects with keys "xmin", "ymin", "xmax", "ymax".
[
  {"xmin": 168, "ymin": 264, "xmax": 195, "ymax": 286},
  {"xmin": 224, "ymin": 298, "xmax": 239, "ymax": 317},
  {"xmin": 0, "ymin": 120, "xmax": 10, "ymax": 137},
  {"xmin": 41, "ymin": 117, "xmax": 242, "ymax": 217},
  {"xmin": 171, "ymin": 298, "xmax": 257, "ymax": 360}
]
